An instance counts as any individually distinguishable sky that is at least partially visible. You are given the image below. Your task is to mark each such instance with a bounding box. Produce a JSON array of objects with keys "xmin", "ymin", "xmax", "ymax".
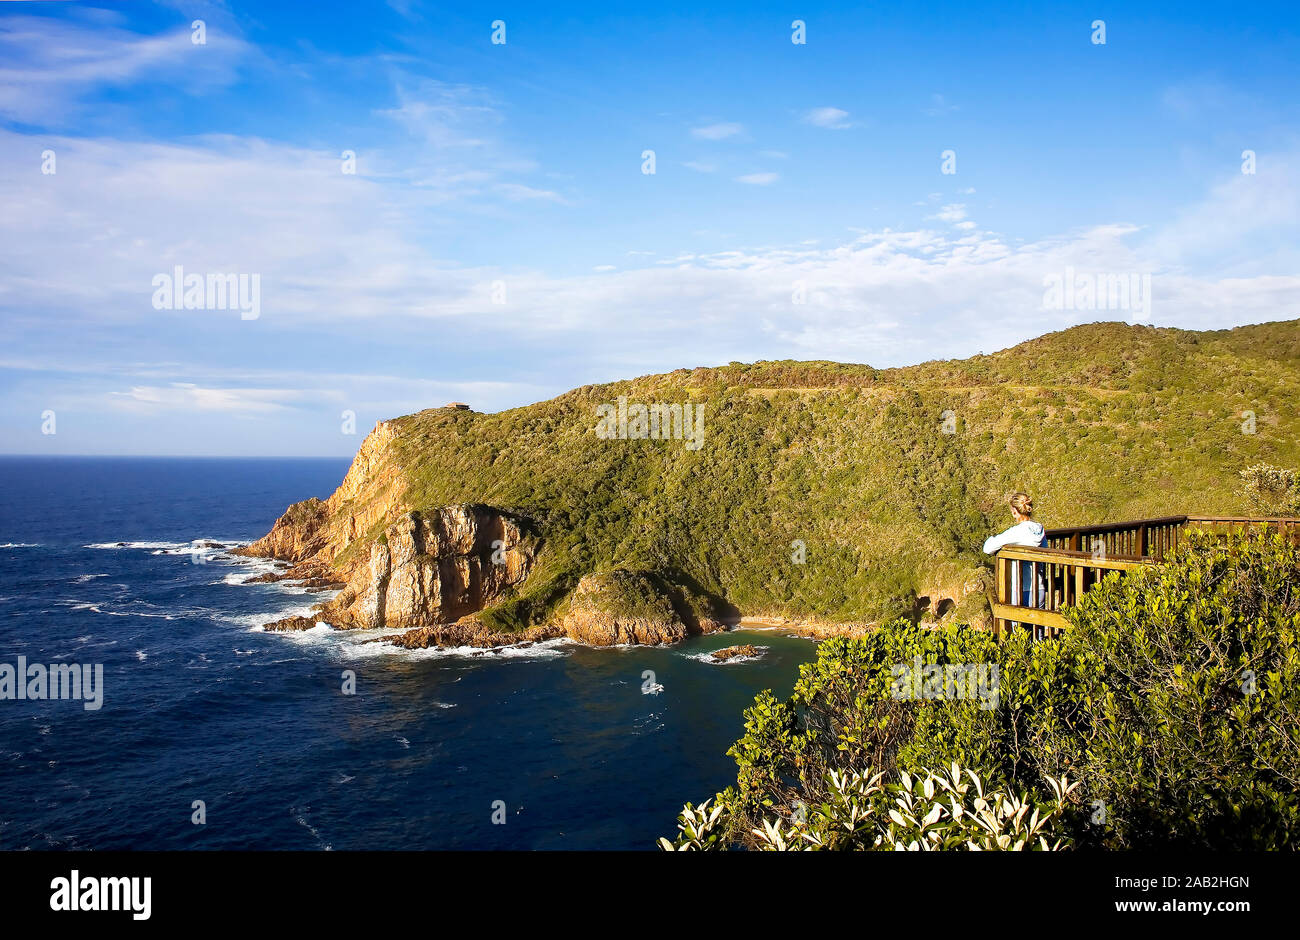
[{"xmin": 1, "ymin": 0, "xmax": 1298, "ymax": 455}]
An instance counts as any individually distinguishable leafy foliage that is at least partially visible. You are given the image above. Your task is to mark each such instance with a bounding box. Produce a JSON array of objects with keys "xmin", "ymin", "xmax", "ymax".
[
  {"xmin": 670, "ymin": 532, "xmax": 1300, "ymax": 849},
  {"xmin": 659, "ymin": 764, "xmax": 1079, "ymax": 851},
  {"xmin": 1240, "ymin": 462, "xmax": 1300, "ymax": 515}
]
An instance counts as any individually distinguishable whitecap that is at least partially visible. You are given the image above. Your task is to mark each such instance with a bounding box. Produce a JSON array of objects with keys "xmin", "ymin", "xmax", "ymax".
[
  {"xmin": 342, "ymin": 636, "xmax": 575, "ymax": 662},
  {"xmin": 84, "ymin": 541, "xmax": 186, "ymax": 550}
]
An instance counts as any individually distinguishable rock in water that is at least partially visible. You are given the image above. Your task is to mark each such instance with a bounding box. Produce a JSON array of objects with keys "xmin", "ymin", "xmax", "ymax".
[{"xmin": 709, "ymin": 644, "xmax": 760, "ymax": 662}]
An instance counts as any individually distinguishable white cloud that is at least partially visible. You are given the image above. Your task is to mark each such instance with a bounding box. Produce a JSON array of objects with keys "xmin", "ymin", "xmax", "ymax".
[
  {"xmin": 691, "ymin": 122, "xmax": 742, "ymax": 140},
  {"xmin": 0, "ymin": 14, "xmax": 253, "ymax": 125},
  {"xmin": 2, "ymin": 128, "xmax": 1297, "ymax": 421},
  {"xmin": 494, "ymin": 182, "xmax": 567, "ymax": 203},
  {"xmin": 109, "ymin": 384, "xmax": 312, "ymax": 415},
  {"xmin": 803, "ymin": 107, "xmax": 852, "ymax": 129},
  {"xmin": 736, "ymin": 172, "xmax": 779, "ymax": 185}
]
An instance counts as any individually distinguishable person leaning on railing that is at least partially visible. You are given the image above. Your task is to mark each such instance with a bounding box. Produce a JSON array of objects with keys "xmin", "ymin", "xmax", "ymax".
[{"xmin": 982, "ymin": 492, "xmax": 1048, "ymax": 610}]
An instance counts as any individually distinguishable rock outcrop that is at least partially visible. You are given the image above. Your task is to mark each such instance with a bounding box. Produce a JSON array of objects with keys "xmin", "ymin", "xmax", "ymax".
[
  {"xmin": 710, "ymin": 644, "xmax": 760, "ymax": 662},
  {"xmin": 238, "ymin": 421, "xmax": 728, "ymax": 649},
  {"xmin": 234, "ymin": 420, "xmax": 409, "ymax": 574},
  {"xmin": 555, "ymin": 570, "xmax": 724, "ymax": 646},
  {"xmin": 381, "ymin": 617, "xmax": 560, "ymax": 650},
  {"xmin": 326, "ymin": 506, "xmax": 535, "ymax": 630}
]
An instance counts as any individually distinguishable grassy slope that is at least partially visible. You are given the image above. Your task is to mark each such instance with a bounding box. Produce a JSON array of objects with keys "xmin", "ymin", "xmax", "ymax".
[{"xmin": 350, "ymin": 320, "xmax": 1300, "ymax": 631}]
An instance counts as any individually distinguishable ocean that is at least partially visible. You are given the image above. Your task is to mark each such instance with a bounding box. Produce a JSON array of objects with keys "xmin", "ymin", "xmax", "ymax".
[{"xmin": 0, "ymin": 457, "xmax": 817, "ymax": 850}]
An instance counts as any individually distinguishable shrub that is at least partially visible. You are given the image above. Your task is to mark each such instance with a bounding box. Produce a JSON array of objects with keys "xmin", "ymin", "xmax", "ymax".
[
  {"xmin": 1239, "ymin": 462, "xmax": 1300, "ymax": 515},
  {"xmin": 1056, "ymin": 529, "xmax": 1300, "ymax": 848},
  {"xmin": 722, "ymin": 622, "xmax": 998, "ymax": 836},
  {"xmin": 668, "ymin": 531, "xmax": 1300, "ymax": 849},
  {"xmin": 659, "ymin": 764, "xmax": 1079, "ymax": 851}
]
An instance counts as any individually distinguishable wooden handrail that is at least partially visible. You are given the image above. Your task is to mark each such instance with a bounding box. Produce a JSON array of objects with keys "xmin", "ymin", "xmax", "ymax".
[
  {"xmin": 1044, "ymin": 516, "xmax": 1188, "ymax": 538},
  {"xmin": 997, "ymin": 545, "xmax": 1151, "ymax": 570},
  {"xmin": 991, "ymin": 514, "xmax": 1300, "ymax": 639}
]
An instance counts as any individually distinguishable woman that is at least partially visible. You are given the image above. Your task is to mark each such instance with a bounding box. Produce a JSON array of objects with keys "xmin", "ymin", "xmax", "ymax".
[{"xmin": 982, "ymin": 492, "xmax": 1047, "ymax": 611}]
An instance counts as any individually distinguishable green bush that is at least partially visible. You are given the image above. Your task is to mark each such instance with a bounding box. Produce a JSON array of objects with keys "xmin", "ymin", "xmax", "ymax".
[
  {"xmin": 1240, "ymin": 462, "xmax": 1300, "ymax": 515},
  {"xmin": 668, "ymin": 531, "xmax": 1300, "ymax": 849},
  {"xmin": 1057, "ymin": 529, "xmax": 1300, "ymax": 848}
]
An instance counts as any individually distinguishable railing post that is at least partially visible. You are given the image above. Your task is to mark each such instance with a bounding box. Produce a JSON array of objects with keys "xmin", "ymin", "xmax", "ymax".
[{"xmin": 1139, "ymin": 525, "xmax": 1148, "ymax": 557}]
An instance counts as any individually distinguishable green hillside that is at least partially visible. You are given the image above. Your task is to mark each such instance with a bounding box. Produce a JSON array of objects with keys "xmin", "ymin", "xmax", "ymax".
[{"xmin": 343, "ymin": 319, "xmax": 1300, "ymax": 631}]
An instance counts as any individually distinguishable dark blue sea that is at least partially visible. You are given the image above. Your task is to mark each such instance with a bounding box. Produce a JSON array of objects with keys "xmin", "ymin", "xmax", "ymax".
[{"xmin": 0, "ymin": 457, "xmax": 816, "ymax": 850}]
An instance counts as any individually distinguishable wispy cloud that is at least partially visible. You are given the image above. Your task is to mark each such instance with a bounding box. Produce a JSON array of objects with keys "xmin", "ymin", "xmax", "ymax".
[
  {"xmin": 0, "ymin": 14, "xmax": 252, "ymax": 125},
  {"xmin": 931, "ymin": 204, "xmax": 968, "ymax": 223},
  {"xmin": 802, "ymin": 107, "xmax": 853, "ymax": 129},
  {"xmin": 691, "ymin": 122, "xmax": 743, "ymax": 140},
  {"xmin": 108, "ymin": 384, "xmax": 314, "ymax": 415},
  {"xmin": 922, "ymin": 93, "xmax": 958, "ymax": 116},
  {"xmin": 736, "ymin": 172, "xmax": 779, "ymax": 185}
]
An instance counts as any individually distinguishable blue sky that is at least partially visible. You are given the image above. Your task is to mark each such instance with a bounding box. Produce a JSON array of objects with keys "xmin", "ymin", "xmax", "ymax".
[{"xmin": 2, "ymin": 0, "xmax": 1298, "ymax": 455}]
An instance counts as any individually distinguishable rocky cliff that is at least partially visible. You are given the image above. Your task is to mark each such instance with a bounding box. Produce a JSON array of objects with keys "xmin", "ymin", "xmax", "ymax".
[
  {"xmin": 238, "ymin": 320, "xmax": 1300, "ymax": 651},
  {"xmin": 329, "ymin": 506, "xmax": 534, "ymax": 629},
  {"xmin": 242, "ymin": 423, "xmax": 716, "ymax": 648}
]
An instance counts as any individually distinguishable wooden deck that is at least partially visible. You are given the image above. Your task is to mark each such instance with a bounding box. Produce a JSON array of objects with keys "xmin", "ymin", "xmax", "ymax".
[{"xmin": 991, "ymin": 515, "xmax": 1300, "ymax": 637}]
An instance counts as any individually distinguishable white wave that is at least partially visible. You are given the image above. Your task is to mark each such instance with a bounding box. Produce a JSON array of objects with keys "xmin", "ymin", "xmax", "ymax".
[
  {"xmin": 66, "ymin": 601, "xmax": 128, "ymax": 617},
  {"xmin": 342, "ymin": 635, "xmax": 575, "ymax": 662},
  {"xmin": 84, "ymin": 540, "xmax": 186, "ymax": 550},
  {"xmin": 292, "ymin": 812, "xmax": 332, "ymax": 851},
  {"xmin": 219, "ymin": 560, "xmax": 284, "ymax": 585},
  {"xmin": 0, "ymin": 543, "xmax": 40, "ymax": 549},
  {"xmin": 225, "ymin": 602, "xmax": 322, "ymax": 631},
  {"xmin": 135, "ymin": 650, "xmax": 148, "ymax": 661},
  {"xmin": 70, "ymin": 574, "xmax": 107, "ymax": 583}
]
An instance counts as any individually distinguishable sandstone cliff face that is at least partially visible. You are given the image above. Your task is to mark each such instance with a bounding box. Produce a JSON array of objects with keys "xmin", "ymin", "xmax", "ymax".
[
  {"xmin": 235, "ymin": 420, "xmax": 409, "ymax": 574},
  {"xmin": 327, "ymin": 506, "xmax": 534, "ymax": 629}
]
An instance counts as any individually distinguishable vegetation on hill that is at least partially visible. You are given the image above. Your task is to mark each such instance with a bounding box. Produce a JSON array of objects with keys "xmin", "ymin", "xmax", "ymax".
[
  {"xmin": 341, "ymin": 319, "xmax": 1300, "ymax": 631},
  {"xmin": 662, "ymin": 530, "xmax": 1300, "ymax": 850}
]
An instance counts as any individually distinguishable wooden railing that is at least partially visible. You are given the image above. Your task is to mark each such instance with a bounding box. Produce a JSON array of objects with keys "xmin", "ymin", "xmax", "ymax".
[{"xmin": 991, "ymin": 515, "xmax": 1300, "ymax": 638}]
